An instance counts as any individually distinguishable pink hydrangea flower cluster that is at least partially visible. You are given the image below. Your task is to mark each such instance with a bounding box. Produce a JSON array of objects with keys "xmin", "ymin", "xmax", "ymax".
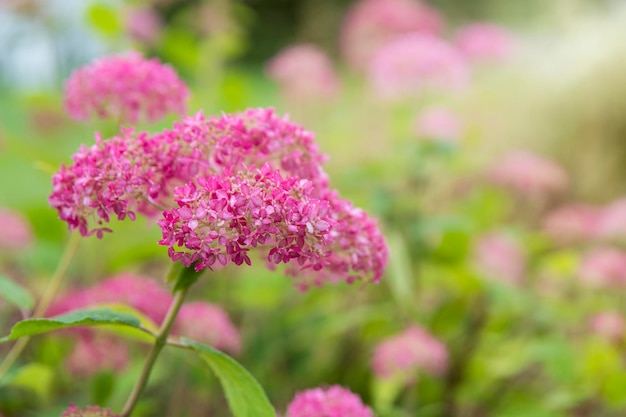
[
  {"xmin": 124, "ymin": 6, "xmax": 162, "ymax": 45},
  {"xmin": 174, "ymin": 301, "xmax": 241, "ymax": 353},
  {"xmin": 0, "ymin": 208, "xmax": 33, "ymax": 251},
  {"xmin": 341, "ymin": 0, "xmax": 443, "ymax": 70},
  {"xmin": 414, "ymin": 106, "xmax": 461, "ymax": 142},
  {"xmin": 454, "ymin": 23, "xmax": 516, "ymax": 63},
  {"xmin": 486, "ymin": 150, "xmax": 569, "ymax": 199},
  {"xmin": 61, "ymin": 405, "xmax": 119, "ymax": 417},
  {"xmin": 368, "ymin": 33, "xmax": 468, "ymax": 100},
  {"xmin": 542, "ymin": 203, "xmax": 605, "ymax": 244},
  {"xmin": 64, "ymin": 52, "xmax": 188, "ymax": 123},
  {"xmin": 578, "ymin": 247, "xmax": 626, "ymax": 288},
  {"xmin": 285, "ymin": 385, "xmax": 374, "ymax": 417},
  {"xmin": 371, "ymin": 324, "xmax": 448, "ymax": 384},
  {"xmin": 66, "ymin": 334, "xmax": 129, "ymax": 377},
  {"xmin": 51, "ymin": 108, "xmax": 388, "ymax": 286},
  {"xmin": 474, "ymin": 232, "xmax": 526, "ymax": 286},
  {"xmin": 589, "ymin": 311, "xmax": 625, "ymax": 343},
  {"xmin": 266, "ymin": 44, "xmax": 340, "ymax": 101}
]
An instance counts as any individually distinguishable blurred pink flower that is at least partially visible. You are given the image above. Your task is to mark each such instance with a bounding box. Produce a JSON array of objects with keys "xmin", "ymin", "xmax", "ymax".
[
  {"xmin": 0, "ymin": 208, "xmax": 33, "ymax": 251},
  {"xmin": 61, "ymin": 405, "xmax": 119, "ymax": 417},
  {"xmin": 371, "ymin": 324, "xmax": 448, "ymax": 384},
  {"xmin": 124, "ymin": 6, "xmax": 162, "ymax": 45},
  {"xmin": 266, "ymin": 44, "xmax": 340, "ymax": 101},
  {"xmin": 64, "ymin": 52, "xmax": 188, "ymax": 123},
  {"xmin": 173, "ymin": 301, "xmax": 241, "ymax": 353},
  {"xmin": 542, "ymin": 204, "xmax": 604, "ymax": 244},
  {"xmin": 589, "ymin": 311, "xmax": 625, "ymax": 343},
  {"xmin": 414, "ymin": 106, "xmax": 461, "ymax": 142},
  {"xmin": 285, "ymin": 385, "xmax": 374, "ymax": 417},
  {"xmin": 65, "ymin": 334, "xmax": 129, "ymax": 377},
  {"xmin": 368, "ymin": 33, "xmax": 468, "ymax": 100},
  {"xmin": 486, "ymin": 150, "xmax": 568, "ymax": 198},
  {"xmin": 455, "ymin": 23, "xmax": 516, "ymax": 63},
  {"xmin": 47, "ymin": 273, "xmax": 173, "ymax": 325},
  {"xmin": 598, "ymin": 198, "xmax": 626, "ymax": 241},
  {"xmin": 341, "ymin": 0, "xmax": 443, "ymax": 70},
  {"xmin": 474, "ymin": 232, "xmax": 526, "ymax": 286},
  {"xmin": 579, "ymin": 247, "xmax": 626, "ymax": 288}
]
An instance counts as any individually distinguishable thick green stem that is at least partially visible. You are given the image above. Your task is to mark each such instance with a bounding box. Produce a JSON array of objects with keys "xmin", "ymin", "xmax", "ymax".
[
  {"xmin": 0, "ymin": 232, "xmax": 81, "ymax": 381},
  {"xmin": 120, "ymin": 285, "xmax": 189, "ymax": 417}
]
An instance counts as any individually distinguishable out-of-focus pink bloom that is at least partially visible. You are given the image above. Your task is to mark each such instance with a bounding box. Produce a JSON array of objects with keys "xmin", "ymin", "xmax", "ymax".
[
  {"xmin": 47, "ymin": 274, "xmax": 173, "ymax": 325},
  {"xmin": 543, "ymin": 204, "xmax": 604, "ymax": 244},
  {"xmin": 474, "ymin": 232, "xmax": 526, "ymax": 286},
  {"xmin": 579, "ymin": 247, "xmax": 626, "ymax": 288},
  {"xmin": 414, "ymin": 107, "xmax": 461, "ymax": 142},
  {"xmin": 173, "ymin": 301, "xmax": 241, "ymax": 353},
  {"xmin": 598, "ymin": 198, "xmax": 626, "ymax": 241},
  {"xmin": 64, "ymin": 52, "xmax": 188, "ymax": 123},
  {"xmin": 371, "ymin": 324, "xmax": 448, "ymax": 384},
  {"xmin": 0, "ymin": 208, "xmax": 33, "ymax": 251},
  {"xmin": 368, "ymin": 33, "xmax": 468, "ymax": 100},
  {"xmin": 65, "ymin": 334, "xmax": 129, "ymax": 377},
  {"xmin": 455, "ymin": 23, "xmax": 516, "ymax": 63},
  {"xmin": 341, "ymin": 0, "xmax": 443, "ymax": 70},
  {"xmin": 266, "ymin": 44, "xmax": 340, "ymax": 101},
  {"xmin": 61, "ymin": 404, "xmax": 119, "ymax": 417},
  {"xmin": 124, "ymin": 6, "xmax": 162, "ymax": 45},
  {"xmin": 285, "ymin": 385, "xmax": 374, "ymax": 417},
  {"xmin": 486, "ymin": 150, "xmax": 568, "ymax": 199},
  {"xmin": 589, "ymin": 311, "xmax": 625, "ymax": 343}
]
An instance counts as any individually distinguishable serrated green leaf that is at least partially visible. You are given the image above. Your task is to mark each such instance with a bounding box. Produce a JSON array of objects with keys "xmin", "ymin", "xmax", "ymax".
[
  {"xmin": 179, "ymin": 338, "xmax": 275, "ymax": 417},
  {"xmin": 0, "ymin": 308, "xmax": 144, "ymax": 343},
  {"xmin": 0, "ymin": 274, "xmax": 34, "ymax": 311}
]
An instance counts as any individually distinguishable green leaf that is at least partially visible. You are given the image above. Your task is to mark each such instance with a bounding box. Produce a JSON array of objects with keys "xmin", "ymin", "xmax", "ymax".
[
  {"xmin": 7, "ymin": 363, "xmax": 53, "ymax": 402},
  {"xmin": 86, "ymin": 3, "xmax": 121, "ymax": 37},
  {"xmin": 179, "ymin": 338, "xmax": 275, "ymax": 417},
  {"xmin": 172, "ymin": 264, "xmax": 204, "ymax": 292},
  {"xmin": 0, "ymin": 308, "xmax": 143, "ymax": 343},
  {"xmin": 0, "ymin": 274, "xmax": 34, "ymax": 311}
]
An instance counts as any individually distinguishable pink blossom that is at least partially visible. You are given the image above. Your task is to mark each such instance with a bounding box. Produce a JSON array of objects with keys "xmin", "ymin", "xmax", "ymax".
[
  {"xmin": 65, "ymin": 334, "xmax": 129, "ymax": 377},
  {"xmin": 579, "ymin": 247, "xmax": 626, "ymax": 288},
  {"xmin": 474, "ymin": 232, "xmax": 526, "ymax": 286},
  {"xmin": 368, "ymin": 33, "xmax": 468, "ymax": 100},
  {"xmin": 124, "ymin": 6, "xmax": 162, "ymax": 45},
  {"xmin": 589, "ymin": 311, "xmax": 625, "ymax": 343},
  {"xmin": 486, "ymin": 150, "xmax": 568, "ymax": 198},
  {"xmin": 285, "ymin": 385, "xmax": 374, "ymax": 417},
  {"xmin": 61, "ymin": 405, "xmax": 119, "ymax": 417},
  {"xmin": 414, "ymin": 106, "xmax": 461, "ymax": 142},
  {"xmin": 266, "ymin": 44, "xmax": 340, "ymax": 101},
  {"xmin": 455, "ymin": 23, "xmax": 516, "ymax": 63},
  {"xmin": 47, "ymin": 273, "xmax": 173, "ymax": 325},
  {"xmin": 542, "ymin": 204, "xmax": 604, "ymax": 244},
  {"xmin": 341, "ymin": 0, "xmax": 443, "ymax": 70},
  {"xmin": 371, "ymin": 324, "xmax": 448, "ymax": 384},
  {"xmin": 598, "ymin": 198, "xmax": 626, "ymax": 241},
  {"xmin": 173, "ymin": 301, "xmax": 241, "ymax": 353},
  {"xmin": 0, "ymin": 208, "xmax": 33, "ymax": 251},
  {"xmin": 64, "ymin": 52, "xmax": 188, "ymax": 123}
]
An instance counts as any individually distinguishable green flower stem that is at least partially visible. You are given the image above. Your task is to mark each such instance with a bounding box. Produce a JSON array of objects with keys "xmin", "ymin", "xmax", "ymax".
[
  {"xmin": 120, "ymin": 284, "xmax": 190, "ymax": 417},
  {"xmin": 0, "ymin": 232, "xmax": 81, "ymax": 381}
]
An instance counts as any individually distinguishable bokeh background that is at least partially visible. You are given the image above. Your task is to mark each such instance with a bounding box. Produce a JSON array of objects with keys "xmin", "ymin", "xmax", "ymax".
[{"xmin": 2, "ymin": 0, "xmax": 626, "ymax": 416}]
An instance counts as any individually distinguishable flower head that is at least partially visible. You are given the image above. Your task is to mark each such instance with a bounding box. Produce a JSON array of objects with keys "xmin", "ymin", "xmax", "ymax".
[
  {"xmin": 474, "ymin": 232, "xmax": 526, "ymax": 286},
  {"xmin": 341, "ymin": 0, "xmax": 443, "ymax": 70},
  {"xmin": 542, "ymin": 203, "xmax": 604, "ymax": 244},
  {"xmin": 285, "ymin": 385, "xmax": 374, "ymax": 417},
  {"xmin": 368, "ymin": 33, "xmax": 468, "ymax": 100},
  {"xmin": 266, "ymin": 44, "xmax": 339, "ymax": 101},
  {"xmin": 173, "ymin": 301, "xmax": 241, "ymax": 353},
  {"xmin": 589, "ymin": 311, "xmax": 625, "ymax": 343},
  {"xmin": 414, "ymin": 106, "xmax": 461, "ymax": 142},
  {"xmin": 64, "ymin": 52, "xmax": 188, "ymax": 123},
  {"xmin": 66, "ymin": 334, "xmax": 129, "ymax": 377},
  {"xmin": 579, "ymin": 247, "xmax": 626, "ymax": 288},
  {"xmin": 61, "ymin": 405, "xmax": 119, "ymax": 417},
  {"xmin": 486, "ymin": 150, "xmax": 568, "ymax": 199},
  {"xmin": 371, "ymin": 324, "xmax": 448, "ymax": 384},
  {"xmin": 0, "ymin": 208, "xmax": 33, "ymax": 251},
  {"xmin": 455, "ymin": 23, "xmax": 516, "ymax": 63},
  {"xmin": 124, "ymin": 7, "xmax": 162, "ymax": 45}
]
